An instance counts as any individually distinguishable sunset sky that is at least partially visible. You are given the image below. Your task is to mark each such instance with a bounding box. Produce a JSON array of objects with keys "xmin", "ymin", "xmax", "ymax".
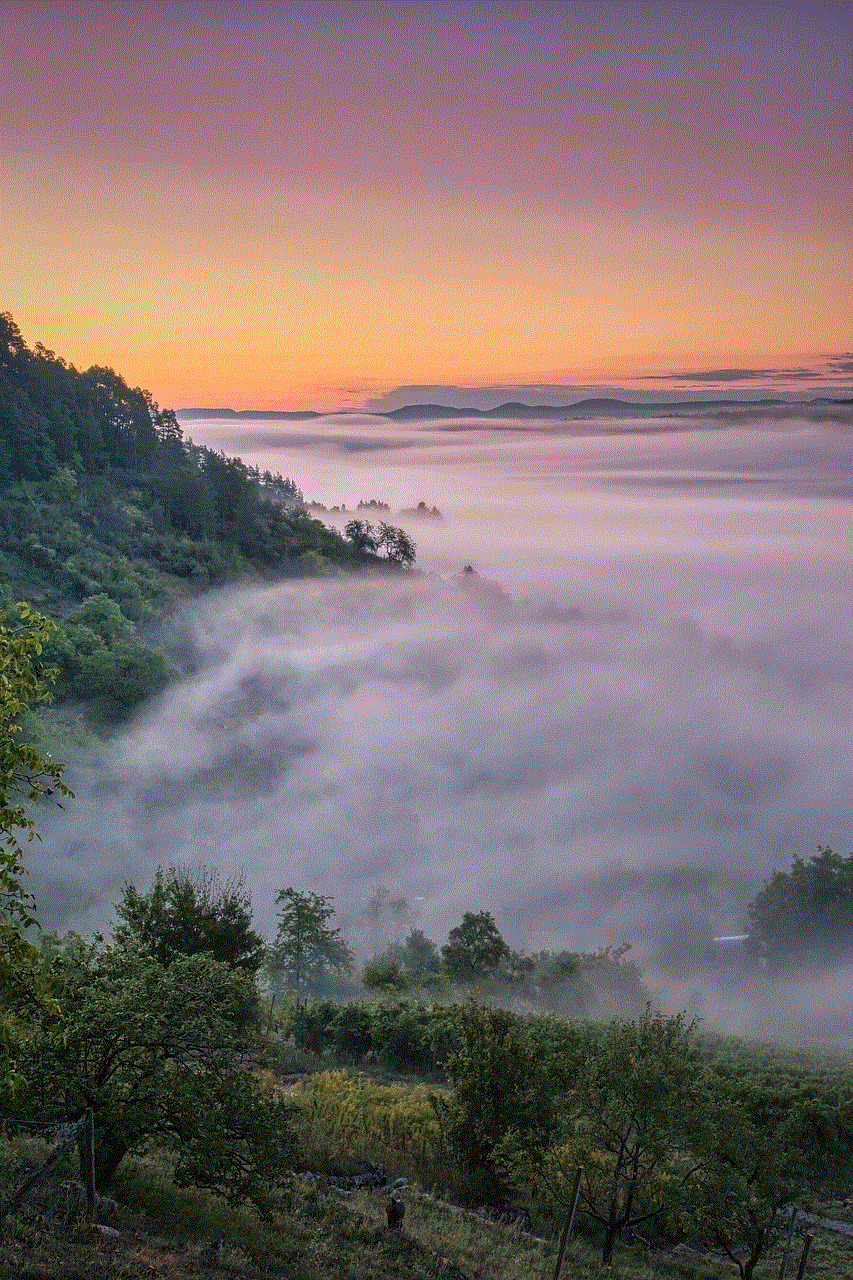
[{"xmin": 1, "ymin": 0, "xmax": 850, "ymax": 411}]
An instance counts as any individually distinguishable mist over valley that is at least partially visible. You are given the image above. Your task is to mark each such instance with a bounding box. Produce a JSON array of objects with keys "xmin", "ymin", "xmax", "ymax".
[{"xmin": 34, "ymin": 408, "xmax": 853, "ymax": 1036}]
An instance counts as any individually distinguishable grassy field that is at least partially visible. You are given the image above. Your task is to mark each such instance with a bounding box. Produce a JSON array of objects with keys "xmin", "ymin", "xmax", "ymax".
[{"xmin": 3, "ymin": 1102, "xmax": 853, "ymax": 1280}]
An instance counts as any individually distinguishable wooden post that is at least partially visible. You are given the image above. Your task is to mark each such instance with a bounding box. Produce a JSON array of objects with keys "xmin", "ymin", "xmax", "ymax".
[
  {"xmin": 779, "ymin": 1207, "xmax": 798, "ymax": 1280},
  {"xmin": 794, "ymin": 1232, "xmax": 814, "ymax": 1280},
  {"xmin": 265, "ymin": 991, "xmax": 277, "ymax": 1037},
  {"xmin": 83, "ymin": 1109, "xmax": 96, "ymax": 1223},
  {"xmin": 551, "ymin": 1167, "xmax": 583, "ymax": 1280}
]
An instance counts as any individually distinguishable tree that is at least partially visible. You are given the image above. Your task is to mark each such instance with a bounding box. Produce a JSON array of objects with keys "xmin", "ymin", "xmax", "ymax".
[
  {"xmin": 113, "ymin": 865, "xmax": 265, "ymax": 973},
  {"xmin": 547, "ymin": 1008, "xmax": 702, "ymax": 1265},
  {"xmin": 377, "ymin": 522, "xmax": 416, "ymax": 565},
  {"xmin": 534, "ymin": 944, "xmax": 649, "ymax": 1019},
  {"xmin": 363, "ymin": 953, "xmax": 410, "ymax": 994},
  {"xmin": 441, "ymin": 1000, "xmax": 563, "ymax": 1199},
  {"xmin": 344, "ymin": 518, "xmax": 379, "ymax": 553},
  {"xmin": 13, "ymin": 936, "xmax": 297, "ymax": 1205},
  {"xmin": 688, "ymin": 1072, "xmax": 853, "ymax": 1280},
  {"xmin": 441, "ymin": 911, "xmax": 511, "ymax": 984},
  {"xmin": 0, "ymin": 604, "xmax": 71, "ymax": 1046},
  {"xmin": 267, "ymin": 887, "xmax": 353, "ymax": 1003},
  {"xmin": 747, "ymin": 846, "xmax": 853, "ymax": 970},
  {"xmin": 400, "ymin": 928, "xmax": 442, "ymax": 974}
]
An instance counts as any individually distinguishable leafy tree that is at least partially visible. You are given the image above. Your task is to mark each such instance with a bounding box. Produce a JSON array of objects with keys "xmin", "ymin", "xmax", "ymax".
[
  {"xmin": 267, "ymin": 887, "xmax": 354, "ymax": 1003},
  {"xmin": 747, "ymin": 846, "xmax": 853, "ymax": 970},
  {"xmin": 547, "ymin": 1007, "xmax": 702, "ymax": 1265},
  {"xmin": 377, "ymin": 521, "xmax": 416, "ymax": 565},
  {"xmin": 441, "ymin": 910, "xmax": 511, "ymax": 984},
  {"xmin": 440, "ymin": 1000, "xmax": 563, "ymax": 1198},
  {"xmin": 70, "ymin": 592, "xmax": 132, "ymax": 644},
  {"xmin": 400, "ymin": 927, "xmax": 442, "ymax": 974},
  {"xmin": 113, "ymin": 865, "xmax": 264, "ymax": 973},
  {"xmin": 344, "ymin": 518, "xmax": 379, "ymax": 553},
  {"xmin": 688, "ymin": 1072, "xmax": 853, "ymax": 1280},
  {"xmin": 12, "ymin": 936, "xmax": 297, "ymax": 1204},
  {"xmin": 0, "ymin": 604, "xmax": 71, "ymax": 1050}
]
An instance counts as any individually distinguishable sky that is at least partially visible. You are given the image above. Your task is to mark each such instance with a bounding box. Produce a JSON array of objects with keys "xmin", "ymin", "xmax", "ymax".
[{"xmin": 1, "ymin": 0, "xmax": 851, "ymax": 410}]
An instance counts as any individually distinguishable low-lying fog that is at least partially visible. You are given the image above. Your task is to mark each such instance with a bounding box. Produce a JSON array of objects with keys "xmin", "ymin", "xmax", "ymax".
[{"xmin": 38, "ymin": 410, "xmax": 853, "ymax": 1037}]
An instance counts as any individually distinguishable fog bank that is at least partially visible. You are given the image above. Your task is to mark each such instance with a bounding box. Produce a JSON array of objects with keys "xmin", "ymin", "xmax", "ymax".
[{"xmin": 35, "ymin": 414, "xmax": 853, "ymax": 1036}]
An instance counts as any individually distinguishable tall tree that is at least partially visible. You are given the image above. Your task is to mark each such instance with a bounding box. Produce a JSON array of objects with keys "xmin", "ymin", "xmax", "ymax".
[{"xmin": 267, "ymin": 887, "xmax": 353, "ymax": 1003}]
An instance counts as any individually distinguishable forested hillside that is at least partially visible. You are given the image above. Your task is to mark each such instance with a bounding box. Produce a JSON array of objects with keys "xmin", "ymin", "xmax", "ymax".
[{"xmin": 0, "ymin": 313, "xmax": 391, "ymax": 729}]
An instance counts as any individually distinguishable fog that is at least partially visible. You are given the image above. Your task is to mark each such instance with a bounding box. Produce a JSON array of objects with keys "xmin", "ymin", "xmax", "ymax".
[{"xmin": 37, "ymin": 410, "xmax": 853, "ymax": 1036}]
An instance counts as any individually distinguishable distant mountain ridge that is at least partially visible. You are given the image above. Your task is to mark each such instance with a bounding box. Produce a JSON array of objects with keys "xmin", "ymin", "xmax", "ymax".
[
  {"xmin": 177, "ymin": 395, "xmax": 845, "ymax": 422},
  {"xmin": 178, "ymin": 407, "xmax": 321, "ymax": 420}
]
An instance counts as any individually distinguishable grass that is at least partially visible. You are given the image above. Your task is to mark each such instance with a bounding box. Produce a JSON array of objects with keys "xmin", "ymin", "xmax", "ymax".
[
  {"xmin": 2, "ymin": 1136, "xmax": 853, "ymax": 1279},
  {"xmin": 4, "ymin": 1112, "xmax": 853, "ymax": 1280}
]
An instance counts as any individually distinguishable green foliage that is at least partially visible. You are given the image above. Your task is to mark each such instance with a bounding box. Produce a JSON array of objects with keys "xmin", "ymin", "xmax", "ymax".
[
  {"xmin": 0, "ymin": 604, "xmax": 70, "ymax": 1067},
  {"xmin": 267, "ymin": 887, "xmax": 354, "ymax": 1003},
  {"xmin": 747, "ymin": 846, "xmax": 853, "ymax": 970},
  {"xmin": 441, "ymin": 910, "xmax": 511, "ymax": 984},
  {"xmin": 400, "ymin": 928, "xmax": 442, "ymax": 974},
  {"xmin": 441, "ymin": 1000, "xmax": 565, "ymax": 1199},
  {"xmin": 363, "ymin": 931, "xmax": 448, "ymax": 996},
  {"xmin": 12, "ymin": 937, "xmax": 297, "ymax": 1206},
  {"xmin": 688, "ymin": 1070, "xmax": 853, "ymax": 1279},
  {"xmin": 534, "ymin": 944, "xmax": 650, "ymax": 1019},
  {"xmin": 113, "ymin": 865, "xmax": 265, "ymax": 973},
  {"xmin": 548, "ymin": 1007, "xmax": 703, "ymax": 1265},
  {"xmin": 363, "ymin": 953, "xmax": 411, "ymax": 993},
  {"xmin": 279, "ymin": 997, "xmax": 459, "ymax": 1075}
]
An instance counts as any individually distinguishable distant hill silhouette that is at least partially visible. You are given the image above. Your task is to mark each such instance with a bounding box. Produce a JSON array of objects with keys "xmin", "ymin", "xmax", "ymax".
[
  {"xmin": 178, "ymin": 396, "xmax": 812, "ymax": 422},
  {"xmin": 179, "ymin": 407, "xmax": 321, "ymax": 420},
  {"xmin": 385, "ymin": 396, "xmax": 792, "ymax": 421}
]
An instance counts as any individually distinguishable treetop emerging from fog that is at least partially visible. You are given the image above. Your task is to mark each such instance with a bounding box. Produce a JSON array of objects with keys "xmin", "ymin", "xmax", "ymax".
[{"xmin": 747, "ymin": 847, "xmax": 853, "ymax": 971}]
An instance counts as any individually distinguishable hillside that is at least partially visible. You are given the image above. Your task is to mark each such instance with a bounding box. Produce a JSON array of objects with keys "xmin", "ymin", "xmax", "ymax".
[{"xmin": 0, "ymin": 313, "xmax": 394, "ymax": 730}]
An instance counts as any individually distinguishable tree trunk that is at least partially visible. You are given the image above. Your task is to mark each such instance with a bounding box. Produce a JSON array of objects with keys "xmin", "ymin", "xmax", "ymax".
[
  {"xmin": 601, "ymin": 1223, "xmax": 618, "ymax": 1265},
  {"xmin": 742, "ymin": 1228, "xmax": 766, "ymax": 1280},
  {"xmin": 79, "ymin": 1130, "xmax": 129, "ymax": 1190}
]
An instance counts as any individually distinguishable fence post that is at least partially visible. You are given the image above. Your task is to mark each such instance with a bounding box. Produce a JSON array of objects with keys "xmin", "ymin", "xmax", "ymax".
[
  {"xmin": 83, "ymin": 1109, "xmax": 96, "ymax": 1222},
  {"xmin": 794, "ymin": 1232, "xmax": 814, "ymax": 1280},
  {"xmin": 266, "ymin": 991, "xmax": 277, "ymax": 1037},
  {"xmin": 551, "ymin": 1167, "xmax": 583, "ymax": 1280}
]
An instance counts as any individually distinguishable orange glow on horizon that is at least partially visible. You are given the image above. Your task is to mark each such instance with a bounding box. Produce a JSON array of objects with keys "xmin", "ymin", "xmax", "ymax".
[{"xmin": 2, "ymin": 2, "xmax": 849, "ymax": 412}]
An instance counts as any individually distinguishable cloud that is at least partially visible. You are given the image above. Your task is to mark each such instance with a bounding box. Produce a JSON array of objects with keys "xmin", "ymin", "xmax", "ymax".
[
  {"xmin": 38, "ymin": 575, "xmax": 852, "ymax": 950},
  {"xmin": 649, "ymin": 355, "xmax": 853, "ymax": 387},
  {"xmin": 657, "ymin": 367, "xmax": 816, "ymax": 383}
]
